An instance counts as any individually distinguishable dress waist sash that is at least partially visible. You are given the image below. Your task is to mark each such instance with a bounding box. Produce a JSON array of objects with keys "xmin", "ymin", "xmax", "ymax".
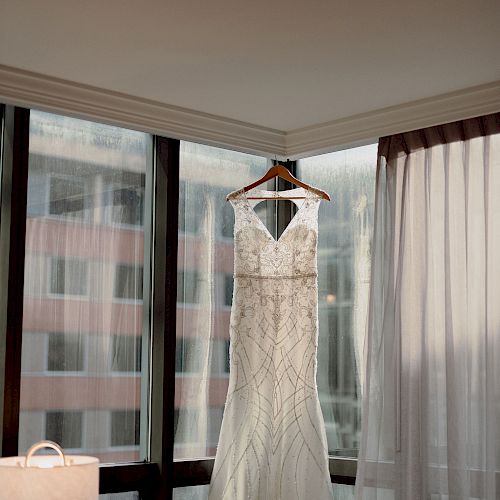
[{"xmin": 234, "ymin": 273, "xmax": 317, "ymax": 280}]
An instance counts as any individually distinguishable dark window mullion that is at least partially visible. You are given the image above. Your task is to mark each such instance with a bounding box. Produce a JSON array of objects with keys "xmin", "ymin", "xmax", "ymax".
[
  {"xmin": 148, "ymin": 136, "xmax": 180, "ymax": 500},
  {"xmin": 0, "ymin": 106, "xmax": 30, "ymax": 457}
]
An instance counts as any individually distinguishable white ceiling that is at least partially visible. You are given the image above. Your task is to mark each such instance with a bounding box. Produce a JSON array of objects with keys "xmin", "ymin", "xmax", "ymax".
[{"xmin": 1, "ymin": 0, "xmax": 499, "ymax": 133}]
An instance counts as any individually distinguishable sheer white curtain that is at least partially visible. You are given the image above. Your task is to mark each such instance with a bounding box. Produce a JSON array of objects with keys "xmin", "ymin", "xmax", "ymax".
[
  {"xmin": 20, "ymin": 111, "xmax": 150, "ymax": 463},
  {"xmin": 356, "ymin": 114, "xmax": 500, "ymax": 500}
]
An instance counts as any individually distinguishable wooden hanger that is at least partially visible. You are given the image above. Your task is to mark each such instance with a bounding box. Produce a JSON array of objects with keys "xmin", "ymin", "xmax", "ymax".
[{"xmin": 229, "ymin": 164, "xmax": 330, "ymax": 201}]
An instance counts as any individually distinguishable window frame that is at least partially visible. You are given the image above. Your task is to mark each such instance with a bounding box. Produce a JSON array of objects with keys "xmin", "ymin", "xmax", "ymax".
[{"xmin": 0, "ymin": 106, "xmax": 358, "ymax": 499}]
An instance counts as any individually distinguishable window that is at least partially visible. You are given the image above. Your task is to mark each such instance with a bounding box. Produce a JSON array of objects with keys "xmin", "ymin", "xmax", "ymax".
[
  {"xmin": 103, "ymin": 175, "xmax": 145, "ymax": 226},
  {"xmin": 175, "ymin": 141, "xmax": 269, "ymax": 459},
  {"xmin": 223, "ymin": 340, "xmax": 230, "ymax": 374},
  {"xmin": 173, "ymin": 408, "xmax": 201, "ymax": 445},
  {"xmin": 19, "ymin": 110, "xmax": 152, "ymax": 463},
  {"xmin": 114, "ymin": 264, "xmax": 143, "ymax": 300},
  {"xmin": 223, "ymin": 274, "xmax": 233, "ymax": 307},
  {"xmin": 45, "ymin": 411, "xmax": 83, "ymax": 449},
  {"xmin": 110, "ymin": 410, "xmax": 140, "ymax": 447},
  {"xmin": 100, "ymin": 493, "xmax": 140, "ymax": 500},
  {"xmin": 49, "ymin": 175, "xmax": 86, "ymax": 219},
  {"xmin": 50, "ymin": 257, "xmax": 88, "ymax": 296},
  {"xmin": 2, "ymin": 102, "xmax": 376, "ymax": 495},
  {"xmin": 111, "ymin": 335, "xmax": 142, "ymax": 372},
  {"xmin": 175, "ymin": 338, "xmax": 202, "ymax": 373},
  {"xmin": 47, "ymin": 332, "xmax": 85, "ymax": 372},
  {"xmin": 173, "ymin": 486, "xmax": 209, "ymax": 499},
  {"xmin": 178, "ymin": 181, "xmax": 204, "ymax": 234},
  {"xmin": 220, "ymin": 200, "xmax": 234, "ymax": 238},
  {"xmin": 297, "ymin": 144, "xmax": 377, "ymax": 457}
]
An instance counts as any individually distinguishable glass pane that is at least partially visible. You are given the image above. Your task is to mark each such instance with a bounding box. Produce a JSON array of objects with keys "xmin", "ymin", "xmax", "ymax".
[
  {"xmin": 297, "ymin": 144, "xmax": 377, "ymax": 457},
  {"xmin": 175, "ymin": 142, "xmax": 269, "ymax": 458},
  {"xmin": 99, "ymin": 493, "xmax": 139, "ymax": 500},
  {"xmin": 46, "ymin": 410, "xmax": 83, "ymax": 449},
  {"xmin": 173, "ymin": 485, "xmax": 209, "ymax": 500},
  {"xmin": 333, "ymin": 484, "xmax": 355, "ymax": 499},
  {"xmin": 19, "ymin": 110, "xmax": 151, "ymax": 463}
]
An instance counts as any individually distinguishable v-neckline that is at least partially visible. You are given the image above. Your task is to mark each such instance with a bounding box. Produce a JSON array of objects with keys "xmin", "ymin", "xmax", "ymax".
[{"xmin": 242, "ymin": 187, "xmax": 310, "ymax": 244}]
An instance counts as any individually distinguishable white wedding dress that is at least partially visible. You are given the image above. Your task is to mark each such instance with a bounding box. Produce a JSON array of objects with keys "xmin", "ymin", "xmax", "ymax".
[{"xmin": 209, "ymin": 187, "xmax": 333, "ymax": 500}]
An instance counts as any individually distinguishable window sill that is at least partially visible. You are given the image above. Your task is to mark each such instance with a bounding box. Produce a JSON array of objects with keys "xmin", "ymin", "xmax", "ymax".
[{"xmin": 172, "ymin": 456, "xmax": 357, "ymax": 487}]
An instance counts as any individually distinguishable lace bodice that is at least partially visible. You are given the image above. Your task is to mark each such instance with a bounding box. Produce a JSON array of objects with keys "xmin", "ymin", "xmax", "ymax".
[{"xmin": 228, "ymin": 187, "xmax": 321, "ymax": 278}]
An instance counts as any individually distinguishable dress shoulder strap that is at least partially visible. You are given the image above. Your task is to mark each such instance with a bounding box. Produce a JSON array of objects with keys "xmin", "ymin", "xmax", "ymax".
[{"xmin": 226, "ymin": 188, "xmax": 245, "ymax": 202}]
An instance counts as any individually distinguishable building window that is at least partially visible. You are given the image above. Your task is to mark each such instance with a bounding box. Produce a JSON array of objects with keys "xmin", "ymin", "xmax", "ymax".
[
  {"xmin": 47, "ymin": 332, "xmax": 84, "ymax": 372},
  {"xmin": 224, "ymin": 340, "xmax": 230, "ymax": 373},
  {"xmin": 114, "ymin": 264, "xmax": 143, "ymax": 301},
  {"xmin": 110, "ymin": 410, "xmax": 140, "ymax": 447},
  {"xmin": 223, "ymin": 274, "xmax": 233, "ymax": 307},
  {"xmin": 50, "ymin": 257, "xmax": 88, "ymax": 296},
  {"xmin": 111, "ymin": 335, "xmax": 142, "ymax": 372},
  {"xmin": 45, "ymin": 411, "xmax": 83, "ymax": 449},
  {"xmin": 49, "ymin": 175, "xmax": 87, "ymax": 219},
  {"xmin": 103, "ymin": 176, "xmax": 145, "ymax": 226},
  {"xmin": 177, "ymin": 270, "xmax": 199, "ymax": 305},
  {"xmin": 220, "ymin": 200, "xmax": 234, "ymax": 238},
  {"xmin": 176, "ymin": 338, "xmax": 202, "ymax": 373}
]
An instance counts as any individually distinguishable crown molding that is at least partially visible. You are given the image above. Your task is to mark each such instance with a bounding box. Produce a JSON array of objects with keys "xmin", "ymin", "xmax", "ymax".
[
  {"xmin": 0, "ymin": 64, "xmax": 286, "ymax": 158},
  {"xmin": 0, "ymin": 64, "xmax": 499, "ymax": 159},
  {"xmin": 285, "ymin": 81, "xmax": 500, "ymax": 158}
]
